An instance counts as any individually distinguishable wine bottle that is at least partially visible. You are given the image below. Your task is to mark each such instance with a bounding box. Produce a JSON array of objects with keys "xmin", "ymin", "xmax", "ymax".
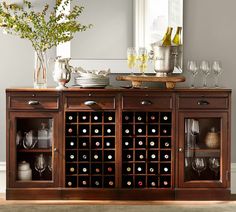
[
  {"xmin": 94, "ymin": 129, "xmax": 99, "ymax": 134},
  {"xmin": 68, "ymin": 128, "xmax": 73, "ymax": 133},
  {"xmin": 149, "ymin": 141, "xmax": 155, "ymax": 147},
  {"xmin": 82, "ymin": 129, "xmax": 87, "ymax": 134},
  {"xmin": 106, "ymin": 142, "xmax": 111, "ymax": 147},
  {"xmin": 82, "ymin": 154, "xmax": 87, "ymax": 160},
  {"xmin": 95, "ymin": 141, "xmax": 100, "ymax": 147},
  {"xmin": 163, "ymin": 181, "xmax": 168, "ymax": 186},
  {"xmin": 107, "ymin": 155, "xmax": 113, "ymax": 160},
  {"xmin": 139, "ymin": 154, "xmax": 144, "ymax": 160},
  {"xmin": 126, "ymin": 154, "xmax": 132, "ymax": 159},
  {"xmin": 125, "ymin": 129, "xmax": 130, "ymax": 134},
  {"xmin": 82, "ymin": 167, "xmax": 87, "ymax": 173},
  {"xmin": 95, "ymin": 168, "xmax": 100, "ymax": 173},
  {"xmin": 137, "ymin": 181, "xmax": 143, "ymax": 187},
  {"xmin": 95, "ymin": 181, "xmax": 100, "ymax": 186},
  {"xmin": 93, "ymin": 116, "xmax": 99, "ymax": 121},
  {"xmin": 94, "ymin": 154, "xmax": 99, "ymax": 160},
  {"xmin": 137, "ymin": 116, "xmax": 142, "ymax": 121},
  {"xmin": 82, "ymin": 180, "xmax": 87, "ymax": 186},
  {"xmin": 137, "ymin": 128, "xmax": 143, "ymax": 133},
  {"xmin": 106, "ymin": 128, "xmax": 112, "ymax": 134},
  {"xmin": 165, "ymin": 142, "xmax": 170, "ymax": 147},
  {"xmin": 138, "ymin": 140, "xmax": 143, "ymax": 146},
  {"xmin": 164, "ymin": 167, "xmax": 169, "ymax": 172},
  {"xmin": 68, "ymin": 116, "xmax": 73, "ymax": 121},
  {"xmin": 70, "ymin": 154, "xmax": 75, "ymax": 160},
  {"xmin": 124, "ymin": 115, "xmax": 130, "ymax": 121},
  {"xmin": 150, "ymin": 115, "xmax": 156, "ymax": 121},
  {"xmin": 137, "ymin": 167, "xmax": 142, "ymax": 172},
  {"xmin": 108, "ymin": 116, "xmax": 113, "ymax": 121},
  {"xmin": 127, "ymin": 181, "xmax": 132, "ymax": 186},
  {"xmin": 107, "ymin": 167, "xmax": 113, "ymax": 172},
  {"xmin": 67, "ymin": 181, "xmax": 72, "ymax": 187},
  {"xmin": 172, "ymin": 26, "xmax": 182, "ymax": 45},
  {"xmin": 69, "ymin": 167, "xmax": 75, "ymax": 173},
  {"xmin": 151, "ymin": 182, "xmax": 156, "ymax": 187},
  {"xmin": 151, "ymin": 154, "xmax": 156, "ymax": 159},
  {"xmin": 149, "ymin": 167, "xmax": 154, "ymax": 173},
  {"xmin": 126, "ymin": 167, "xmax": 132, "ymax": 172},
  {"xmin": 162, "ymin": 27, "xmax": 173, "ymax": 46},
  {"xmin": 108, "ymin": 181, "xmax": 114, "ymax": 186},
  {"xmin": 164, "ymin": 154, "xmax": 169, "ymax": 160},
  {"xmin": 70, "ymin": 141, "xmax": 75, "ymax": 147},
  {"xmin": 82, "ymin": 142, "xmax": 87, "ymax": 147},
  {"xmin": 82, "ymin": 115, "xmax": 87, "ymax": 121}
]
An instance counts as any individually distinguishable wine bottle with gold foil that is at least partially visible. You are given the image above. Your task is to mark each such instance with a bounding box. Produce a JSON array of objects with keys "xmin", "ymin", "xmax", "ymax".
[
  {"xmin": 162, "ymin": 27, "xmax": 173, "ymax": 46},
  {"xmin": 172, "ymin": 26, "xmax": 182, "ymax": 45}
]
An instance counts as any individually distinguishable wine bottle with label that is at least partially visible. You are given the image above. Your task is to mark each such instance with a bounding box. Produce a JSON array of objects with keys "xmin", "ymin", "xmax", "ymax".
[
  {"xmin": 172, "ymin": 26, "xmax": 182, "ymax": 45},
  {"xmin": 162, "ymin": 27, "xmax": 173, "ymax": 46}
]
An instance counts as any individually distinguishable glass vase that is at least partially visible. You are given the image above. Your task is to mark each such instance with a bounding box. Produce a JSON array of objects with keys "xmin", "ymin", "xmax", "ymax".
[{"xmin": 34, "ymin": 51, "xmax": 47, "ymax": 88}]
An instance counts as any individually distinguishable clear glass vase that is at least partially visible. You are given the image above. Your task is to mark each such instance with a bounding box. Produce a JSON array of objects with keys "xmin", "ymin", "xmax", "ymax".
[{"xmin": 34, "ymin": 51, "xmax": 47, "ymax": 88}]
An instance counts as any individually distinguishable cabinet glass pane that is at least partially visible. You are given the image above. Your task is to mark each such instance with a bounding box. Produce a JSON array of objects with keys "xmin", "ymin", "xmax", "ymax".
[
  {"xmin": 16, "ymin": 118, "xmax": 53, "ymax": 181},
  {"xmin": 184, "ymin": 118, "xmax": 221, "ymax": 182}
]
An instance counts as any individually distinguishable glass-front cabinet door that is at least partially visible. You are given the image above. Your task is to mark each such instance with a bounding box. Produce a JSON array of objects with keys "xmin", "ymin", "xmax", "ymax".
[
  {"xmin": 9, "ymin": 112, "xmax": 59, "ymax": 188},
  {"xmin": 178, "ymin": 112, "xmax": 229, "ymax": 188}
]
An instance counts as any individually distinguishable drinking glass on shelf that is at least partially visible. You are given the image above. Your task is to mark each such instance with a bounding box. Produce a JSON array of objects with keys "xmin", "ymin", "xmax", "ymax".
[
  {"xmin": 209, "ymin": 157, "xmax": 220, "ymax": 177},
  {"xmin": 127, "ymin": 47, "xmax": 137, "ymax": 75},
  {"xmin": 187, "ymin": 60, "xmax": 199, "ymax": 88},
  {"xmin": 34, "ymin": 154, "xmax": 47, "ymax": 178},
  {"xmin": 138, "ymin": 47, "xmax": 148, "ymax": 76},
  {"xmin": 212, "ymin": 61, "xmax": 223, "ymax": 88},
  {"xmin": 192, "ymin": 157, "xmax": 206, "ymax": 176},
  {"xmin": 200, "ymin": 60, "xmax": 211, "ymax": 88}
]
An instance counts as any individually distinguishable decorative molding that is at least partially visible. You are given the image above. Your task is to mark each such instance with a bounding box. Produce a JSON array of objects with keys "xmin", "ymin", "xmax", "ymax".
[{"xmin": 0, "ymin": 163, "xmax": 236, "ymax": 194}]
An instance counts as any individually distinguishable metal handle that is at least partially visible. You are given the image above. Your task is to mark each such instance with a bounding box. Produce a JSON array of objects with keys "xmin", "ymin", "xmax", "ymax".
[
  {"xmin": 84, "ymin": 100, "xmax": 97, "ymax": 106},
  {"xmin": 54, "ymin": 148, "xmax": 58, "ymax": 152},
  {"xmin": 28, "ymin": 100, "xmax": 40, "ymax": 105},
  {"xmin": 197, "ymin": 100, "xmax": 210, "ymax": 105},
  {"xmin": 178, "ymin": 147, "xmax": 183, "ymax": 152},
  {"xmin": 140, "ymin": 100, "xmax": 153, "ymax": 105}
]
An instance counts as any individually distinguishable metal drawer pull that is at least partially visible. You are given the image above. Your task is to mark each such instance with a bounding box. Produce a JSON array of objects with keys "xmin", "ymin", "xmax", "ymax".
[
  {"xmin": 140, "ymin": 100, "xmax": 153, "ymax": 105},
  {"xmin": 28, "ymin": 100, "xmax": 40, "ymax": 105},
  {"xmin": 84, "ymin": 100, "xmax": 97, "ymax": 106},
  {"xmin": 197, "ymin": 100, "xmax": 210, "ymax": 105}
]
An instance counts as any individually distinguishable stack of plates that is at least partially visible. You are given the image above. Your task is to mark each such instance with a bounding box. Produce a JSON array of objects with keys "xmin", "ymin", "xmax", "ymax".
[{"xmin": 75, "ymin": 73, "xmax": 109, "ymax": 88}]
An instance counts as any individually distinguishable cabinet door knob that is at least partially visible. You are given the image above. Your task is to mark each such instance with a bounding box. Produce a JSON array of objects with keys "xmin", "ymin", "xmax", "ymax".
[
  {"xmin": 28, "ymin": 100, "xmax": 40, "ymax": 105},
  {"xmin": 84, "ymin": 100, "xmax": 97, "ymax": 106},
  {"xmin": 197, "ymin": 100, "xmax": 209, "ymax": 105},
  {"xmin": 54, "ymin": 148, "xmax": 58, "ymax": 152},
  {"xmin": 140, "ymin": 100, "xmax": 152, "ymax": 105},
  {"xmin": 178, "ymin": 148, "xmax": 183, "ymax": 152}
]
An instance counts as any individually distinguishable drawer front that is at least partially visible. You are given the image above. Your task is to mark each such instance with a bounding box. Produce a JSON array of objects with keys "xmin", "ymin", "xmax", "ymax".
[
  {"xmin": 66, "ymin": 96, "xmax": 115, "ymax": 110},
  {"xmin": 9, "ymin": 96, "xmax": 59, "ymax": 110},
  {"xmin": 122, "ymin": 96, "xmax": 172, "ymax": 110},
  {"xmin": 178, "ymin": 96, "xmax": 228, "ymax": 109}
]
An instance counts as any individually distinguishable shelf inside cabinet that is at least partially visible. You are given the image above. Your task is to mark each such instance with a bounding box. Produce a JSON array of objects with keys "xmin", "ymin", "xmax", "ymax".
[{"xmin": 17, "ymin": 148, "xmax": 52, "ymax": 153}]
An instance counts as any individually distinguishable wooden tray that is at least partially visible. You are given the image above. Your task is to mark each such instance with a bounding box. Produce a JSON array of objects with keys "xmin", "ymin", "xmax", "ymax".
[{"xmin": 116, "ymin": 74, "xmax": 186, "ymax": 89}]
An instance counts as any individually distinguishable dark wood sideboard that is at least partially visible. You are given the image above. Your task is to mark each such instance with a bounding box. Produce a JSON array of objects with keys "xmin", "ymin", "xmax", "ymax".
[{"xmin": 5, "ymin": 88, "xmax": 231, "ymax": 200}]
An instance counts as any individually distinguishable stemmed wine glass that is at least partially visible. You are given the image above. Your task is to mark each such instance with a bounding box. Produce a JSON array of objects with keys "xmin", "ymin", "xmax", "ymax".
[
  {"xmin": 187, "ymin": 60, "xmax": 199, "ymax": 88},
  {"xmin": 127, "ymin": 47, "xmax": 137, "ymax": 75},
  {"xmin": 209, "ymin": 157, "xmax": 220, "ymax": 178},
  {"xmin": 212, "ymin": 61, "xmax": 223, "ymax": 88},
  {"xmin": 138, "ymin": 47, "xmax": 148, "ymax": 76},
  {"xmin": 192, "ymin": 157, "xmax": 206, "ymax": 176},
  {"xmin": 35, "ymin": 154, "xmax": 47, "ymax": 178},
  {"xmin": 48, "ymin": 156, "xmax": 52, "ymax": 172},
  {"xmin": 200, "ymin": 60, "xmax": 211, "ymax": 88}
]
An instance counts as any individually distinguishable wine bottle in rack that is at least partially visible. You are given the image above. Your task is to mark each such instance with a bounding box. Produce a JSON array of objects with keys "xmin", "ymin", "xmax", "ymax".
[
  {"xmin": 123, "ymin": 150, "xmax": 133, "ymax": 161},
  {"xmin": 148, "ymin": 125, "xmax": 158, "ymax": 135},
  {"xmin": 123, "ymin": 164, "xmax": 133, "ymax": 174},
  {"xmin": 66, "ymin": 112, "xmax": 77, "ymax": 123},
  {"xmin": 91, "ymin": 112, "xmax": 102, "ymax": 122},
  {"xmin": 92, "ymin": 177, "xmax": 102, "ymax": 188},
  {"xmin": 92, "ymin": 164, "xmax": 102, "ymax": 174},
  {"xmin": 160, "ymin": 150, "xmax": 171, "ymax": 161},
  {"xmin": 104, "ymin": 138, "xmax": 115, "ymax": 149},
  {"xmin": 79, "ymin": 125, "xmax": 89, "ymax": 135},
  {"xmin": 91, "ymin": 125, "xmax": 102, "ymax": 136},
  {"xmin": 91, "ymin": 151, "xmax": 102, "ymax": 161},
  {"xmin": 123, "ymin": 125, "xmax": 133, "ymax": 136},
  {"xmin": 79, "ymin": 138, "xmax": 89, "ymax": 149},
  {"xmin": 148, "ymin": 138, "xmax": 158, "ymax": 148},
  {"xmin": 104, "ymin": 151, "xmax": 115, "ymax": 161},
  {"xmin": 91, "ymin": 138, "xmax": 102, "ymax": 148},
  {"xmin": 160, "ymin": 125, "xmax": 171, "ymax": 136},
  {"xmin": 135, "ymin": 112, "xmax": 146, "ymax": 123},
  {"xmin": 66, "ymin": 151, "xmax": 77, "ymax": 161},
  {"xmin": 160, "ymin": 112, "xmax": 172, "ymax": 123},
  {"xmin": 160, "ymin": 176, "xmax": 171, "ymax": 188},
  {"xmin": 135, "ymin": 150, "xmax": 146, "ymax": 161},
  {"xmin": 66, "ymin": 164, "xmax": 77, "ymax": 174},
  {"xmin": 79, "ymin": 164, "xmax": 90, "ymax": 174},
  {"xmin": 148, "ymin": 176, "xmax": 158, "ymax": 188},
  {"xmin": 66, "ymin": 124, "xmax": 77, "ymax": 136},
  {"xmin": 123, "ymin": 138, "xmax": 133, "ymax": 149},
  {"xmin": 104, "ymin": 125, "xmax": 115, "ymax": 136},
  {"xmin": 79, "ymin": 112, "xmax": 90, "ymax": 122},
  {"xmin": 104, "ymin": 112, "xmax": 115, "ymax": 123},
  {"xmin": 148, "ymin": 151, "xmax": 158, "ymax": 161},
  {"xmin": 135, "ymin": 176, "xmax": 146, "ymax": 188},
  {"xmin": 104, "ymin": 177, "xmax": 115, "ymax": 188},
  {"xmin": 160, "ymin": 163, "xmax": 171, "ymax": 174},
  {"xmin": 148, "ymin": 112, "xmax": 158, "ymax": 123},
  {"xmin": 160, "ymin": 138, "xmax": 171, "ymax": 148},
  {"xmin": 78, "ymin": 177, "xmax": 90, "ymax": 187},
  {"xmin": 135, "ymin": 138, "xmax": 146, "ymax": 148},
  {"xmin": 135, "ymin": 125, "xmax": 146, "ymax": 135},
  {"xmin": 66, "ymin": 177, "xmax": 77, "ymax": 187},
  {"xmin": 79, "ymin": 151, "xmax": 90, "ymax": 161},
  {"xmin": 66, "ymin": 138, "xmax": 77, "ymax": 149},
  {"xmin": 148, "ymin": 164, "xmax": 158, "ymax": 174},
  {"xmin": 122, "ymin": 176, "xmax": 133, "ymax": 188},
  {"xmin": 122, "ymin": 112, "xmax": 133, "ymax": 123},
  {"xmin": 104, "ymin": 163, "xmax": 115, "ymax": 175},
  {"xmin": 135, "ymin": 163, "xmax": 145, "ymax": 174}
]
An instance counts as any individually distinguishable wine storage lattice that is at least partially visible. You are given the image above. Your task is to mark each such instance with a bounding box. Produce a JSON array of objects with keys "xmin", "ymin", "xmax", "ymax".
[
  {"xmin": 122, "ymin": 112, "xmax": 172, "ymax": 189},
  {"xmin": 65, "ymin": 112, "xmax": 116, "ymax": 188}
]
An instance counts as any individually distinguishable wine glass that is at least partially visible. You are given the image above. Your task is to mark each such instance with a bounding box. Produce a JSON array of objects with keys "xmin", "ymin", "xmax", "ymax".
[
  {"xmin": 127, "ymin": 47, "xmax": 137, "ymax": 75},
  {"xmin": 209, "ymin": 157, "xmax": 220, "ymax": 178},
  {"xmin": 48, "ymin": 156, "xmax": 52, "ymax": 172},
  {"xmin": 187, "ymin": 60, "xmax": 199, "ymax": 88},
  {"xmin": 200, "ymin": 60, "xmax": 211, "ymax": 88},
  {"xmin": 212, "ymin": 61, "xmax": 223, "ymax": 88},
  {"xmin": 34, "ymin": 154, "xmax": 47, "ymax": 178},
  {"xmin": 192, "ymin": 157, "xmax": 206, "ymax": 176},
  {"xmin": 138, "ymin": 47, "xmax": 148, "ymax": 76}
]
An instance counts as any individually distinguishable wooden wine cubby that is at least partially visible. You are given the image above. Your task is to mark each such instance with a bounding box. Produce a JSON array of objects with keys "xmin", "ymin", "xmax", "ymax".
[{"xmin": 6, "ymin": 88, "xmax": 231, "ymax": 200}]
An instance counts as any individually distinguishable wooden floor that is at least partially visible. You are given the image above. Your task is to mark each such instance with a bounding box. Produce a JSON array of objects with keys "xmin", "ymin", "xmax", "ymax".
[{"xmin": 1, "ymin": 194, "xmax": 236, "ymax": 205}]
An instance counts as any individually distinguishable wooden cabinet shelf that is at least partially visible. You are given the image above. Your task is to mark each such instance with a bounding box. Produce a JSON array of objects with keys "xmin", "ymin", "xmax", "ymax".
[{"xmin": 6, "ymin": 88, "xmax": 231, "ymax": 200}]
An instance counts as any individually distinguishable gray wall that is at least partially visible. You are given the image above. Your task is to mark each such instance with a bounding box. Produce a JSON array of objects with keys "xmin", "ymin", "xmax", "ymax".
[{"xmin": 0, "ymin": 0, "xmax": 236, "ymax": 162}]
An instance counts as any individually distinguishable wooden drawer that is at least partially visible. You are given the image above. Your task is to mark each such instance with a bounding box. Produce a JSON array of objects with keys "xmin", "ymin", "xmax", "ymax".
[
  {"xmin": 122, "ymin": 96, "xmax": 172, "ymax": 110},
  {"xmin": 178, "ymin": 96, "xmax": 228, "ymax": 109},
  {"xmin": 66, "ymin": 96, "xmax": 115, "ymax": 110},
  {"xmin": 9, "ymin": 95, "xmax": 59, "ymax": 110}
]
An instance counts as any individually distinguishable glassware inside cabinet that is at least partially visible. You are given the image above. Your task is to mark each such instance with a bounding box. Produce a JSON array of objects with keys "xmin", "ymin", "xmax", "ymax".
[
  {"xmin": 184, "ymin": 118, "xmax": 221, "ymax": 182},
  {"xmin": 16, "ymin": 118, "xmax": 53, "ymax": 181}
]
